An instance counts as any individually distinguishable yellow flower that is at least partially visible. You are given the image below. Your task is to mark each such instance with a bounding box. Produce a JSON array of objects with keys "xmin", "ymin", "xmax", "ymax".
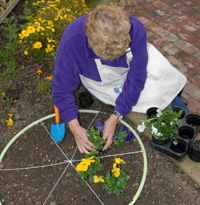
[
  {"xmin": 76, "ymin": 156, "xmax": 95, "ymax": 172},
  {"xmin": 6, "ymin": 118, "xmax": 13, "ymax": 126},
  {"xmin": 82, "ymin": 156, "xmax": 95, "ymax": 166},
  {"xmin": 76, "ymin": 162, "xmax": 88, "ymax": 172},
  {"xmin": 37, "ymin": 70, "xmax": 42, "ymax": 74},
  {"xmin": 33, "ymin": 41, "xmax": 42, "ymax": 49},
  {"xmin": 27, "ymin": 26, "xmax": 36, "ymax": 34},
  {"xmin": 112, "ymin": 163, "xmax": 120, "ymax": 178},
  {"xmin": 1, "ymin": 91, "xmax": 6, "ymax": 98},
  {"xmin": 115, "ymin": 158, "xmax": 126, "ymax": 164},
  {"xmin": 21, "ymin": 30, "xmax": 30, "ymax": 37},
  {"xmin": 47, "ymin": 38, "xmax": 55, "ymax": 43},
  {"xmin": 94, "ymin": 175, "xmax": 105, "ymax": 183},
  {"xmin": 46, "ymin": 76, "xmax": 53, "ymax": 81},
  {"xmin": 8, "ymin": 114, "xmax": 13, "ymax": 118},
  {"xmin": 24, "ymin": 50, "xmax": 28, "ymax": 55},
  {"xmin": 45, "ymin": 44, "xmax": 54, "ymax": 53}
]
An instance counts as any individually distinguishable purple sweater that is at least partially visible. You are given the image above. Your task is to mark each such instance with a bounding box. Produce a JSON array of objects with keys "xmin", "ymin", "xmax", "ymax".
[{"xmin": 52, "ymin": 15, "xmax": 148, "ymax": 123}]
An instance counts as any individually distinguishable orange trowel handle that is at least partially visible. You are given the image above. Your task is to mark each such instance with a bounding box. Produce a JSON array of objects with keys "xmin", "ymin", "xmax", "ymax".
[{"xmin": 54, "ymin": 106, "xmax": 60, "ymax": 123}]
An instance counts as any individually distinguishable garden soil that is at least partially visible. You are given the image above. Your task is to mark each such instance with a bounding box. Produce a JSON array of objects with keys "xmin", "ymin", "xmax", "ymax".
[{"xmin": 0, "ymin": 1, "xmax": 200, "ymax": 205}]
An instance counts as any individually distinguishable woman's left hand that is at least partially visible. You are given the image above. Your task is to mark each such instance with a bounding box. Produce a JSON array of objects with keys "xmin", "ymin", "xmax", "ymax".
[{"xmin": 102, "ymin": 114, "xmax": 119, "ymax": 151}]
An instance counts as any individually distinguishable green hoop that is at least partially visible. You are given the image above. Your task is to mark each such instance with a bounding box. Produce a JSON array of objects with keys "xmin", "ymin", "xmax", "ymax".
[{"xmin": 0, "ymin": 109, "xmax": 147, "ymax": 204}]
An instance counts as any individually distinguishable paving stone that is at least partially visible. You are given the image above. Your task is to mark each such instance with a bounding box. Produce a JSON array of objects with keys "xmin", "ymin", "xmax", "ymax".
[
  {"xmin": 149, "ymin": 36, "xmax": 168, "ymax": 48},
  {"xmin": 194, "ymin": 41, "xmax": 200, "ymax": 50},
  {"xmin": 170, "ymin": 1, "xmax": 189, "ymax": 11},
  {"xmin": 184, "ymin": 83, "xmax": 200, "ymax": 100},
  {"xmin": 167, "ymin": 16, "xmax": 182, "ymax": 23},
  {"xmin": 183, "ymin": 45, "xmax": 198, "ymax": 55},
  {"xmin": 181, "ymin": 91, "xmax": 190, "ymax": 100},
  {"xmin": 180, "ymin": 23, "xmax": 198, "ymax": 32},
  {"xmin": 178, "ymin": 32, "xmax": 199, "ymax": 44},
  {"xmin": 177, "ymin": 66, "xmax": 188, "ymax": 77},
  {"xmin": 187, "ymin": 98, "xmax": 200, "ymax": 114},
  {"xmin": 162, "ymin": 43, "xmax": 180, "ymax": 55},
  {"xmin": 152, "ymin": 1, "xmax": 169, "ymax": 8},
  {"xmin": 142, "ymin": 3, "xmax": 157, "ymax": 11},
  {"xmin": 157, "ymin": 29, "xmax": 178, "ymax": 42},
  {"xmin": 163, "ymin": 22, "xmax": 181, "ymax": 33},
  {"xmin": 173, "ymin": 40, "xmax": 198, "ymax": 54},
  {"xmin": 144, "ymin": 21, "xmax": 163, "ymax": 32},
  {"xmin": 177, "ymin": 52, "xmax": 200, "ymax": 68},
  {"xmin": 166, "ymin": 55, "xmax": 183, "ymax": 68},
  {"xmin": 192, "ymin": 30, "xmax": 200, "ymax": 39},
  {"xmin": 188, "ymin": 19, "xmax": 200, "ymax": 29},
  {"xmin": 146, "ymin": 30, "xmax": 157, "ymax": 39},
  {"xmin": 193, "ymin": 50, "xmax": 200, "ymax": 61},
  {"xmin": 173, "ymin": 39, "xmax": 191, "ymax": 50},
  {"xmin": 138, "ymin": 16, "xmax": 149, "ymax": 24},
  {"xmin": 155, "ymin": 8, "xmax": 171, "ymax": 19}
]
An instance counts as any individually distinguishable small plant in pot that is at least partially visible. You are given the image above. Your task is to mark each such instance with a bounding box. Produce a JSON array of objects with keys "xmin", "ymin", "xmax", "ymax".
[{"xmin": 137, "ymin": 106, "xmax": 183, "ymax": 144}]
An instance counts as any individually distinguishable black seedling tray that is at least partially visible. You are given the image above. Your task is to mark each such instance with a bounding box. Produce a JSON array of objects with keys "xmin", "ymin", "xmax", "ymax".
[{"xmin": 149, "ymin": 107, "xmax": 200, "ymax": 162}]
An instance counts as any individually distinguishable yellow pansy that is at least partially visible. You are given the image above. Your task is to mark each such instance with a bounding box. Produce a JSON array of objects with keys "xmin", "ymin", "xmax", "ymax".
[
  {"xmin": 82, "ymin": 156, "xmax": 95, "ymax": 166},
  {"xmin": 94, "ymin": 175, "xmax": 105, "ymax": 183},
  {"xmin": 76, "ymin": 162, "xmax": 88, "ymax": 172},
  {"xmin": 115, "ymin": 158, "xmax": 126, "ymax": 164},
  {"xmin": 112, "ymin": 163, "xmax": 120, "ymax": 178},
  {"xmin": 6, "ymin": 118, "xmax": 13, "ymax": 126}
]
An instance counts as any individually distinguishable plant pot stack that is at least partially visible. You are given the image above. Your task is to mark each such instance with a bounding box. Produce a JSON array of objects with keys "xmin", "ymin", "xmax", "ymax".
[{"xmin": 149, "ymin": 107, "xmax": 200, "ymax": 162}]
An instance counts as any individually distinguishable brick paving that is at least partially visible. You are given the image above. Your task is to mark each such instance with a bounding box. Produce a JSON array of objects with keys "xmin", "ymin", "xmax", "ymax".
[{"xmin": 124, "ymin": 0, "xmax": 200, "ymax": 114}]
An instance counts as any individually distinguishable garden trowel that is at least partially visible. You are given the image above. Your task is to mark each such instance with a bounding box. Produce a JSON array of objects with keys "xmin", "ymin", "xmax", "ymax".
[{"xmin": 51, "ymin": 106, "xmax": 65, "ymax": 144}]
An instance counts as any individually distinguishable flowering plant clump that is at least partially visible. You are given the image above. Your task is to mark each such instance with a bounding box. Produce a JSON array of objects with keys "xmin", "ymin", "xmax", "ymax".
[
  {"xmin": 76, "ymin": 151, "xmax": 104, "ymax": 184},
  {"xmin": 19, "ymin": 0, "xmax": 88, "ymax": 62},
  {"xmin": 137, "ymin": 106, "xmax": 183, "ymax": 142},
  {"xmin": 87, "ymin": 121, "xmax": 106, "ymax": 151},
  {"xmin": 113, "ymin": 126, "xmax": 135, "ymax": 146},
  {"xmin": 102, "ymin": 158, "xmax": 130, "ymax": 196}
]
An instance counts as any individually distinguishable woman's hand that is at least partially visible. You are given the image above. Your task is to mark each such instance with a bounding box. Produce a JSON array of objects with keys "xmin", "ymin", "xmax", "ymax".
[
  {"xmin": 102, "ymin": 114, "xmax": 119, "ymax": 151},
  {"xmin": 68, "ymin": 119, "xmax": 95, "ymax": 154}
]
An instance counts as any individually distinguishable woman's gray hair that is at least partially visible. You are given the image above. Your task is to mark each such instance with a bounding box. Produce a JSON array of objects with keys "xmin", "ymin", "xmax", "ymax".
[{"xmin": 85, "ymin": 4, "xmax": 131, "ymax": 60}]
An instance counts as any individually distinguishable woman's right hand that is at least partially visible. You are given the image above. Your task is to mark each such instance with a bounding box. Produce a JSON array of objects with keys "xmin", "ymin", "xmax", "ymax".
[{"xmin": 68, "ymin": 119, "xmax": 95, "ymax": 154}]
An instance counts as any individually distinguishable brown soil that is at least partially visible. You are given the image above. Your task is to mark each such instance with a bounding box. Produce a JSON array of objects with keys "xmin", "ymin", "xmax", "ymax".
[{"xmin": 0, "ymin": 1, "xmax": 200, "ymax": 205}]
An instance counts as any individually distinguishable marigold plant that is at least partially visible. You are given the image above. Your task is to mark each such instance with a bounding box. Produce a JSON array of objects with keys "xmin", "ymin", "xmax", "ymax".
[{"xmin": 19, "ymin": 0, "xmax": 88, "ymax": 62}]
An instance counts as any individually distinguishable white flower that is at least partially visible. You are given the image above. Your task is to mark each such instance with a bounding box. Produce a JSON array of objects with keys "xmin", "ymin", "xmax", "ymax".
[
  {"xmin": 161, "ymin": 122, "xmax": 165, "ymax": 125},
  {"xmin": 156, "ymin": 108, "xmax": 162, "ymax": 118},
  {"xmin": 156, "ymin": 132, "xmax": 162, "ymax": 136},
  {"xmin": 137, "ymin": 122, "xmax": 146, "ymax": 133},
  {"xmin": 170, "ymin": 121, "xmax": 173, "ymax": 125},
  {"xmin": 151, "ymin": 126, "xmax": 158, "ymax": 135}
]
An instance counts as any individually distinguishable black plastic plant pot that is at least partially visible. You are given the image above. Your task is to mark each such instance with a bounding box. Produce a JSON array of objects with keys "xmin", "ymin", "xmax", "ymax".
[
  {"xmin": 178, "ymin": 126, "xmax": 195, "ymax": 140},
  {"xmin": 170, "ymin": 140, "xmax": 187, "ymax": 154},
  {"xmin": 173, "ymin": 107, "xmax": 186, "ymax": 119},
  {"xmin": 186, "ymin": 114, "xmax": 200, "ymax": 127},
  {"xmin": 78, "ymin": 91, "xmax": 93, "ymax": 108},
  {"xmin": 152, "ymin": 136, "xmax": 170, "ymax": 145},
  {"xmin": 188, "ymin": 140, "xmax": 200, "ymax": 162},
  {"xmin": 146, "ymin": 107, "xmax": 158, "ymax": 118}
]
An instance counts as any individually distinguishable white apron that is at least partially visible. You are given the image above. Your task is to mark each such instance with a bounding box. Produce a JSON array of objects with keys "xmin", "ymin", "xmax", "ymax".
[{"xmin": 79, "ymin": 43, "xmax": 187, "ymax": 113}]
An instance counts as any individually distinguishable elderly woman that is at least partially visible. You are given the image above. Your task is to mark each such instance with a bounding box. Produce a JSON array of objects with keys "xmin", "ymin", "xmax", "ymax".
[{"xmin": 52, "ymin": 4, "xmax": 187, "ymax": 154}]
